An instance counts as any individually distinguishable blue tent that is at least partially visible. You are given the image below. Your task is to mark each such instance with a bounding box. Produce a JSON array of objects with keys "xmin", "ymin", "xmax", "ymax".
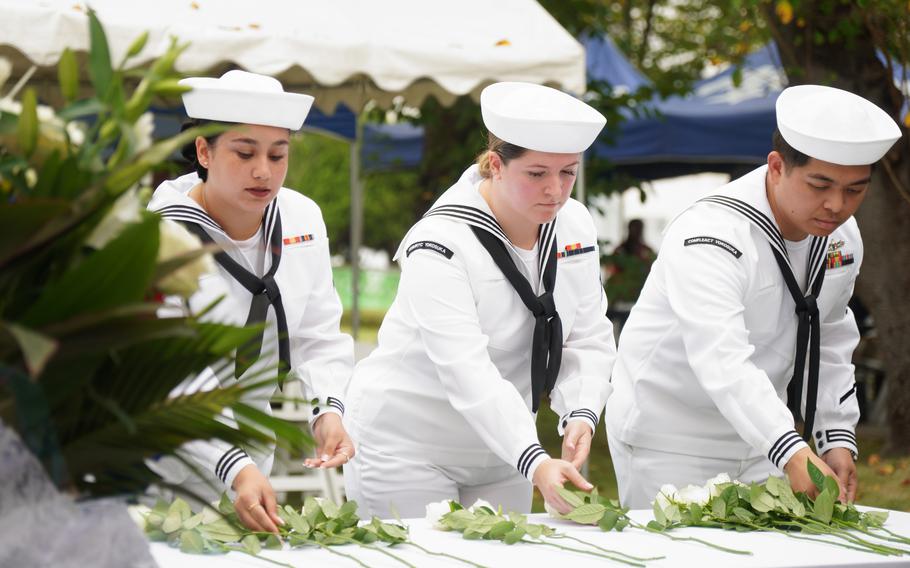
[
  {"xmin": 591, "ymin": 45, "xmax": 907, "ymax": 180},
  {"xmin": 582, "ymin": 34, "xmax": 651, "ymax": 91},
  {"xmin": 153, "ymin": 103, "xmax": 423, "ymax": 173},
  {"xmin": 590, "ymin": 44, "xmax": 785, "ymax": 180}
]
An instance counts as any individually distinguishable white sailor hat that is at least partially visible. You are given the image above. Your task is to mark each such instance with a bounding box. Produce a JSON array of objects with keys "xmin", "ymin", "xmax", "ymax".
[
  {"xmin": 480, "ymin": 82, "xmax": 606, "ymax": 154},
  {"xmin": 179, "ymin": 70, "xmax": 314, "ymax": 130},
  {"xmin": 776, "ymin": 85, "xmax": 900, "ymax": 166}
]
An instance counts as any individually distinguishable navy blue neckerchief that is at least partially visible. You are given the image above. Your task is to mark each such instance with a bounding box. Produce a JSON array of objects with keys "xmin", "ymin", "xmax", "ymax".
[
  {"xmin": 423, "ymin": 203, "xmax": 562, "ymax": 412},
  {"xmin": 699, "ymin": 195, "xmax": 828, "ymax": 441},
  {"xmin": 159, "ymin": 201, "xmax": 289, "ymax": 387}
]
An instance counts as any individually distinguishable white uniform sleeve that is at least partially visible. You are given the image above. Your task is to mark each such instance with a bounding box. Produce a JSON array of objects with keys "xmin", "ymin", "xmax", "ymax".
[
  {"xmin": 813, "ymin": 240, "xmax": 863, "ymax": 458},
  {"xmin": 400, "ymin": 243, "xmax": 551, "ymax": 481},
  {"xmin": 289, "ymin": 218, "xmax": 354, "ymax": 424},
  {"xmin": 663, "ymin": 223, "xmax": 808, "ymax": 472},
  {"xmin": 152, "ymin": 259, "xmax": 256, "ymax": 492},
  {"xmin": 151, "ymin": 361, "xmax": 255, "ymax": 491},
  {"xmin": 550, "ymin": 243, "xmax": 616, "ymax": 437}
]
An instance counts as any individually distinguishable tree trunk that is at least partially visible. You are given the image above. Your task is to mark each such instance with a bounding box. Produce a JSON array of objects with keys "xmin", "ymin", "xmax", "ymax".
[{"xmin": 763, "ymin": 1, "xmax": 910, "ymax": 454}]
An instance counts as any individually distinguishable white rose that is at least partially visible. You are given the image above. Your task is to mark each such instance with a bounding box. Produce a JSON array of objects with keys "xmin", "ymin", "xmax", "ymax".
[
  {"xmin": 469, "ymin": 499, "xmax": 494, "ymax": 513},
  {"xmin": 678, "ymin": 484, "xmax": 710, "ymax": 506},
  {"xmin": 85, "ymin": 188, "xmax": 143, "ymax": 249},
  {"xmin": 425, "ymin": 500, "xmax": 452, "ymax": 530},
  {"xmin": 654, "ymin": 484, "xmax": 679, "ymax": 509},
  {"xmin": 134, "ymin": 112, "xmax": 154, "ymax": 152},
  {"xmin": 157, "ymin": 220, "xmax": 216, "ymax": 297},
  {"xmin": 705, "ymin": 472, "xmax": 732, "ymax": 497}
]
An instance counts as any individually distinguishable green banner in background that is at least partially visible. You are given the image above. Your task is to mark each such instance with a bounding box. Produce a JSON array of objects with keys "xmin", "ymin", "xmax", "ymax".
[{"xmin": 332, "ymin": 267, "xmax": 400, "ymax": 312}]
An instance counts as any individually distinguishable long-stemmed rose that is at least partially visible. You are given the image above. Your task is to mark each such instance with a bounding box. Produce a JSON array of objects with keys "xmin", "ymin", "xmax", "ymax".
[{"xmin": 427, "ymin": 498, "xmax": 662, "ymax": 566}]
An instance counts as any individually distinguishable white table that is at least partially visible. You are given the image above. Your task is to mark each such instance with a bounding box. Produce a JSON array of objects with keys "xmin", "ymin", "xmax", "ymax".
[{"xmin": 151, "ymin": 509, "xmax": 910, "ymax": 568}]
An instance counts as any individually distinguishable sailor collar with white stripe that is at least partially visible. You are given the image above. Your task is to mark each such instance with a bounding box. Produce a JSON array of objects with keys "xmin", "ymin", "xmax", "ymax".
[
  {"xmin": 150, "ymin": 172, "xmax": 280, "ymax": 244},
  {"xmin": 421, "ymin": 165, "xmax": 558, "ymax": 288},
  {"xmin": 698, "ymin": 165, "xmax": 828, "ymax": 289}
]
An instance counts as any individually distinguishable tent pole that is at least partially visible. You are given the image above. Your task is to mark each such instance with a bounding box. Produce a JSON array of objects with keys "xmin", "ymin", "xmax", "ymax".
[{"xmin": 349, "ymin": 112, "xmax": 364, "ymax": 340}]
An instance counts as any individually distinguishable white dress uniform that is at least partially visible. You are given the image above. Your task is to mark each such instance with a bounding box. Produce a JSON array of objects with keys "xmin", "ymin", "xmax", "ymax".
[
  {"xmin": 147, "ymin": 174, "xmax": 352, "ymax": 498},
  {"xmin": 344, "ymin": 164, "xmax": 616, "ymax": 517},
  {"xmin": 606, "ymin": 85, "xmax": 901, "ymax": 508},
  {"xmin": 606, "ymin": 166, "xmax": 861, "ymax": 506},
  {"xmin": 144, "ymin": 70, "xmax": 353, "ymax": 500}
]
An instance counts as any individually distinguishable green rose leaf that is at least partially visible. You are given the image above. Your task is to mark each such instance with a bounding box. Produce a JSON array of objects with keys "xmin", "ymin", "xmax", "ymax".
[
  {"xmin": 599, "ymin": 509, "xmax": 620, "ymax": 531},
  {"xmin": 198, "ymin": 519, "xmax": 243, "ymax": 543},
  {"xmin": 380, "ymin": 522, "xmax": 408, "ymax": 542},
  {"xmin": 321, "ymin": 499, "xmax": 340, "ymax": 519},
  {"xmin": 807, "ymin": 460, "xmax": 826, "ymax": 492},
  {"xmin": 646, "ymin": 520, "xmax": 665, "ymax": 531},
  {"xmin": 812, "ymin": 490, "xmax": 835, "ymax": 525},
  {"xmin": 179, "ymin": 530, "xmax": 206, "ymax": 554},
  {"xmin": 182, "ymin": 512, "xmax": 204, "ymax": 530},
  {"xmin": 489, "ymin": 520, "xmax": 515, "ymax": 540},
  {"xmin": 732, "ymin": 507, "xmax": 755, "ymax": 523},
  {"xmin": 503, "ymin": 528, "xmax": 526, "ymax": 545},
  {"xmin": 264, "ymin": 534, "xmax": 282, "ymax": 550},
  {"xmin": 442, "ymin": 509, "xmax": 476, "ymax": 531},
  {"xmin": 652, "ymin": 500, "xmax": 667, "ymax": 526},
  {"xmin": 241, "ymin": 534, "xmax": 262, "ymax": 555},
  {"xmin": 711, "ymin": 497, "xmax": 727, "ymax": 519},
  {"xmin": 566, "ymin": 503, "xmax": 607, "ymax": 525},
  {"xmin": 750, "ymin": 491, "xmax": 776, "ymax": 513},
  {"xmin": 862, "ymin": 510, "xmax": 888, "ymax": 528},
  {"xmin": 218, "ymin": 494, "xmax": 235, "ymax": 516},
  {"xmin": 162, "ymin": 509, "xmax": 183, "ymax": 533},
  {"xmin": 823, "ymin": 475, "xmax": 840, "ymax": 500},
  {"xmin": 556, "ymin": 486, "xmax": 585, "ymax": 509}
]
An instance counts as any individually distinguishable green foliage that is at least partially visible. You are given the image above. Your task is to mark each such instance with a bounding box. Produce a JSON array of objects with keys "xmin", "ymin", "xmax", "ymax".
[
  {"xmin": 638, "ymin": 467, "xmax": 910, "ymax": 557},
  {"xmin": 0, "ymin": 10, "xmax": 309, "ymax": 497},
  {"xmin": 432, "ymin": 498, "xmax": 654, "ymax": 565},
  {"xmin": 283, "ymin": 131, "xmax": 420, "ymax": 257},
  {"xmin": 143, "ymin": 495, "xmax": 461, "ymax": 568}
]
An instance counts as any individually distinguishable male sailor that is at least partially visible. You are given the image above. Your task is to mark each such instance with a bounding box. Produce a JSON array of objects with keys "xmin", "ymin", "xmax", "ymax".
[{"xmin": 605, "ymin": 85, "xmax": 901, "ymax": 508}]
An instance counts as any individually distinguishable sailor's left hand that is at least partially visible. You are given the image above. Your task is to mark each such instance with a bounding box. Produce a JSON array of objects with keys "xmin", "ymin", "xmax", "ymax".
[
  {"xmin": 561, "ymin": 421, "xmax": 593, "ymax": 469},
  {"xmin": 304, "ymin": 412, "xmax": 355, "ymax": 469},
  {"xmin": 823, "ymin": 447, "xmax": 857, "ymax": 503}
]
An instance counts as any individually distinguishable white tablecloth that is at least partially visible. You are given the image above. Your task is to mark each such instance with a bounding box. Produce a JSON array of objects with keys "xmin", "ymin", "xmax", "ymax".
[{"xmin": 151, "ymin": 509, "xmax": 910, "ymax": 568}]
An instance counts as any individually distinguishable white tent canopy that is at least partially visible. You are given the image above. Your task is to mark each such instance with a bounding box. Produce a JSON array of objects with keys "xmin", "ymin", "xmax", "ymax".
[
  {"xmin": 1, "ymin": 0, "xmax": 586, "ymax": 336},
  {"xmin": 0, "ymin": 0, "xmax": 586, "ymax": 112}
]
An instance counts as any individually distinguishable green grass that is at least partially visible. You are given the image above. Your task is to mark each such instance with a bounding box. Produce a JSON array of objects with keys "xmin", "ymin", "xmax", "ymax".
[{"xmin": 534, "ymin": 403, "xmax": 910, "ymax": 513}]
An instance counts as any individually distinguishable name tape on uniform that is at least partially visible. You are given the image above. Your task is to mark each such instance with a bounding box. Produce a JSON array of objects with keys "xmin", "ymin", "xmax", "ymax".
[
  {"xmin": 684, "ymin": 236, "xmax": 743, "ymax": 259},
  {"xmin": 406, "ymin": 240, "xmax": 454, "ymax": 259}
]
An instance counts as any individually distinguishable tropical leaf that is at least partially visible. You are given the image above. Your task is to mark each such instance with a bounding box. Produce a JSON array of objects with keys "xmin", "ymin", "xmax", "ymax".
[
  {"xmin": 86, "ymin": 10, "xmax": 114, "ymax": 100},
  {"xmin": 2, "ymin": 322, "xmax": 58, "ymax": 377},
  {"xmin": 0, "ymin": 200, "xmax": 70, "ymax": 267},
  {"xmin": 20, "ymin": 215, "xmax": 159, "ymax": 328}
]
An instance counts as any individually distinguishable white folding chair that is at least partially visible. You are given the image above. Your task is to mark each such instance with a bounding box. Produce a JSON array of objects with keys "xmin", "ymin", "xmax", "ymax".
[{"xmin": 269, "ymin": 381, "xmax": 345, "ymax": 504}]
